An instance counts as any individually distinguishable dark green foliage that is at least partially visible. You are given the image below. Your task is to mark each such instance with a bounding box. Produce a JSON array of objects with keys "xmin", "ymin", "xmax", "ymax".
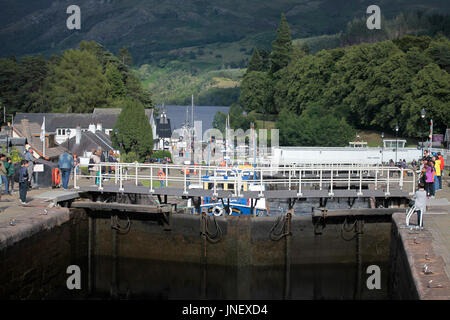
[
  {"xmin": 36, "ymin": 49, "xmax": 108, "ymax": 113},
  {"xmin": 152, "ymin": 150, "xmax": 172, "ymax": 161},
  {"xmin": 247, "ymin": 48, "xmax": 263, "ymax": 72},
  {"xmin": 393, "ymin": 35, "xmax": 432, "ymax": 52},
  {"xmin": 212, "ymin": 111, "xmax": 227, "ymax": 133},
  {"xmin": 111, "ymin": 99, "xmax": 153, "ymax": 162},
  {"xmin": 105, "ymin": 63, "xmax": 126, "ymax": 99},
  {"xmin": 118, "ymin": 47, "xmax": 133, "ymax": 66},
  {"xmin": 277, "ymin": 105, "xmax": 355, "ymax": 147},
  {"xmin": 425, "ymin": 37, "xmax": 450, "ymax": 72},
  {"xmin": 270, "ymin": 14, "xmax": 292, "ymax": 75},
  {"xmin": 239, "ymin": 71, "xmax": 272, "ymax": 114}
]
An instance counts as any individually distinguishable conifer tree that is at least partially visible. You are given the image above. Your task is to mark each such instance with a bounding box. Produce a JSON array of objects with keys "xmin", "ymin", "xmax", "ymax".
[
  {"xmin": 270, "ymin": 13, "xmax": 293, "ymax": 75},
  {"xmin": 111, "ymin": 99, "xmax": 153, "ymax": 162},
  {"xmin": 247, "ymin": 48, "xmax": 263, "ymax": 72}
]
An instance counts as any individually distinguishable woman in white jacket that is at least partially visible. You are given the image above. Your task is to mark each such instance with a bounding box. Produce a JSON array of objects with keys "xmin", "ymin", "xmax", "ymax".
[{"xmin": 89, "ymin": 149, "xmax": 101, "ymax": 184}]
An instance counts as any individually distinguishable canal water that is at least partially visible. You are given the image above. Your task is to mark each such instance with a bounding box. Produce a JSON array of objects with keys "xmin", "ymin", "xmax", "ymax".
[{"xmin": 46, "ymin": 258, "xmax": 389, "ymax": 300}]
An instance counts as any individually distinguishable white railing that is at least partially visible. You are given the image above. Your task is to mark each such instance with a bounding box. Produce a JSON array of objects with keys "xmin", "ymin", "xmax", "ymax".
[{"xmin": 73, "ymin": 162, "xmax": 416, "ymax": 197}]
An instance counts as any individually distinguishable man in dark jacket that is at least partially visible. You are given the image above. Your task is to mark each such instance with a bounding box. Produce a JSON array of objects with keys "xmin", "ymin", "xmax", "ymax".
[{"xmin": 19, "ymin": 160, "xmax": 29, "ymax": 205}]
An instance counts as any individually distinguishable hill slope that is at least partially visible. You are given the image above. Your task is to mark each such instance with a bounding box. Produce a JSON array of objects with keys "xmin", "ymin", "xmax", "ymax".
[{"xmin": 1, "ymin": 0, "xmax": 449, "ymax": 63}]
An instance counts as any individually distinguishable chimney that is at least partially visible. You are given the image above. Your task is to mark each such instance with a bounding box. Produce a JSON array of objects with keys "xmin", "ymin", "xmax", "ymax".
[
  {"xmin": 88, "ymin": 124, "xmax": 96, "ymax": 133},
  {"xmin": 76, "ymin": 126, "xmax": 81, "ymax": 145},
  {"xmin": 96, "ymin": 123, "xmax": 103, "ymax": 132}
]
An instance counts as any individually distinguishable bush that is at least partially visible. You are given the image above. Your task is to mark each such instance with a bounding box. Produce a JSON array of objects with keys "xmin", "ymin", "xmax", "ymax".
[{"xmin": 152, "ymin": 150, "xmax": 173, "ymax": 161}]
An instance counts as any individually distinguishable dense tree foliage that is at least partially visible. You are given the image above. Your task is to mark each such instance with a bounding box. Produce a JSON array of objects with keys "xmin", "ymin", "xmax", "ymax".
[
  {"xmin": 111, "ymin": 99, "xmax": 153, "ymax": 162},
  {"xmin": 270, "ymin": 14, "xmax": 292, "ymax": 75},
  {"xmin": 239, "ymin": 14, "xmax": 450, "ymax": 146},
  {"xmin": 0, "ymin": 41, "xmax": 152, "ymax": 120}
]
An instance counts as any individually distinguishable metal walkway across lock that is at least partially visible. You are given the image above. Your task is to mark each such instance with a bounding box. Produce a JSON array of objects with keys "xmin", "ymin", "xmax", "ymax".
[{"xmin": 74, "ymin": 162, "xmax": 416, "ymax": 199}]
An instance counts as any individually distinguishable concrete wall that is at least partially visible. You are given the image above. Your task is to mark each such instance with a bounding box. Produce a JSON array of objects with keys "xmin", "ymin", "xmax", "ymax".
[
  {"xmin": 91, "ymin": 213, "xmax": 391, "ymax": 266},
  {"xmin": 0, "ymin": 209, "xmax": 88, "ymax": 299}
]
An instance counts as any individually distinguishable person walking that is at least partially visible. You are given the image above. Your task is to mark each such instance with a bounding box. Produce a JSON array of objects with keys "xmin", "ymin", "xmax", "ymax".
[
  {"xmin": 58, "ymin": 151, "xmax": 74, "ymax": 190},
  {"xmin": 19, "ymin": 160, "xmax": 29, "ymax": 205},
  {"xmin": 6, "ymin": 158, "xmax": 15, "ymax": 194},
  {"xmin": 0, "ymin": 154, "xmax": 9, "ymax": 195}
]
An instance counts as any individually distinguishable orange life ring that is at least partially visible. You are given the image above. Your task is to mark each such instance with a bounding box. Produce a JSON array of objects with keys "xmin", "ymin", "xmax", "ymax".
[{"xmin": 52, "ymin": 168, "xmax": 61, "ymax": 186}]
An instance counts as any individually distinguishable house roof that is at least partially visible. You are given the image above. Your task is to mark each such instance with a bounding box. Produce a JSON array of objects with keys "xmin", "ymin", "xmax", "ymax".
[
  {"xmin": 59, "ymin": 130, "xmax": 114, "ymax": 155},
  {"xmin": 12, "ymin": 119, "xmax": 66, "ymax": 159},
  {"xmin": 14, "ymin": 109, "xmax": 155, "ymax": 132}
]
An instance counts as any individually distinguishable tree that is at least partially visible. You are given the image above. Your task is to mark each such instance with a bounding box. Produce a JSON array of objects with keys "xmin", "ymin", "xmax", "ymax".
[
  {"xmin": 270, "ymin": 13, "xmax": 292, "ymax": 75},
  {"xmin": 111, "ymin": 99, "xmax": 153, "ymax": 162},
  {"xmin": 239, "ymin": 71, "xmax": 272, "ymax": 114},
  {"xmin": 118, "ymin": 47, "xmax": 133, "ymax": 66},
  {"xmin": 402, "ymin": 63, "xmax": 450, "ymax": 136},
  {"xmin": 247, "ymin": 48, "xmax": 263, "ymax": 72},
  {"xmin": 277, "ymin": 105, "xmax": 355, "ymax": 147},
  {"xmin": 38, "ymin": 49, "xmax": 108, "ymax": 113},
  {"xmin": 105, "ymin": 63, "xmax": 126, "ymax": 99},
  {"xmin": 212, "ymin": 111, "xmax": 227, "ymax": 133}
]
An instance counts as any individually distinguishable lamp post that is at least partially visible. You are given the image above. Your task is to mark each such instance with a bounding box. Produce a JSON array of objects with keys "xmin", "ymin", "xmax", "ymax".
[
  {"xmin": 395, "ymin": 125, "xmax": 399, "ymax": 164},
  {"xmin": 67, "ymin": 129, "xmax": 71, "ymax": 152},
  {"xmin": 381, "ymin": 132, "xmax": 384, "ymax": 164},
  {"xmin": 421, "ymin": 108, "xmax": 426, "ymax": 157},
  {"xmin": 5, "ymin": 125, "xmax": 11, "ymax": 154}
]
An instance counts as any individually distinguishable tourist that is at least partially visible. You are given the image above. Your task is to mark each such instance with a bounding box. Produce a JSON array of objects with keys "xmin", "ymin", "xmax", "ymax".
[
  {"xmin": 158, "ymin": 168, "xmax": 166, "ymax": 187},
  {"xmin": 58, "ymin": 151, "xmax": 74, "ymax": 190},
  {"xmin": 89, "ymin": 149, "xmax": 101, "ymax": 184},
  {"xmin": 6, "ymin": 158, "xmax": 15, "ymax": 194},
  {"xmin": 425, "ymin": 162, "xmax": 435, "ymax": 198},
  {"xmin": 73, "ymin": 153, "xmax": 80, "ymax": 176},
  {"xmin": 438, "ymin": 152, "xmax": 444, "ymax": 187},
  {"xmin": 0, "ymin": 154, "xmax": 9, "ymax": 195},
  {"xmin": 413, "ymin": 183, "xmax": 427, "ymax": 228},
  {"xmin": 18, "ymin": 160, "xmax": 29, "ymax": 205},
  {"xmin": 434, "ymin": 155, "xmax": 441, "ymax": 191},
  {"xmin": 108, "ymin": 150, "xmax": 117, "ymax": 174},
  {"xmin": 24, "ymin": 148, "xmax": 36, "ymax": 188}
]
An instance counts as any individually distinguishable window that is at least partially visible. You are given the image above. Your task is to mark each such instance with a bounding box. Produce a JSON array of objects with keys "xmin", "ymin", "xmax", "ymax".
[{"xmin": 57, "ymin": 129, "xmax": 66, "ymax": 136}]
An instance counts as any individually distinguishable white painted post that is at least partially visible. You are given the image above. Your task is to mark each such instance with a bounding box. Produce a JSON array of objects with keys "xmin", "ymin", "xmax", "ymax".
[
  {"xmin": 329, "ymin": 169, "xmax": 334, "ymax": 197},
  {"xmin": 348, "ymin": 170, "xmax": 351, "ymax": 190},
  {"xmin": 183, "ymin": 167, "xmax": 188, "ymax": 195},
  {"xmin": 297, "ymin": 170, "xmax": 302, "ymax": 197},
  {"xmin": 165, "ymin": 162, "xmax": 168, "ymax": 187},
  {"xmin": 213, "ymin": 168, "xmax": 218, "ymax": 197},
  {"xmin": 135, "ymin": 163, "xmax": 138, "ymax": 186},
  {"xmin": 400, "ymin": 168, "xmax": 404, "ymax": 189},
  {"xmin": 150, "ymin": 166, "xmax": 154, "ymax": 193},
  {"xmin": 375, "ymin": 169, "xmax": 378, "ymax": 190},
  {"xmin": 74, "ymin": 165, "xmax": 79, "ymax": 189},
  {"xmin": 319, "ymin": 170, "xmax": 322, "ymax": 190},
  {"xmin": 259, "ymin": 167, "xmax": 264, "ymax": 198},
  {"xmin": 119, "ymin": 164, "xmax": 124, "ymax": 191},
  {"xmin": 98, "ymin": 165, "xmax": 103, "ymax": 191},
  {"xmin": 358, "ymin": 169, "xmax": 362, "ymax": 196},
  {"xmin": 386, "ymin": 167, "xmax": 390, "ymax": 196},
  {"xmin": 288, "ymin": 168, "xmax": 291, "ymax": 190}
]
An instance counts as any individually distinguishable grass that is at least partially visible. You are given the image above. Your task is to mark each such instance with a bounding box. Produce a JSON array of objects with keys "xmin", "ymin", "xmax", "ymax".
[{"xmin": 356, "ymin": 130, "xmax": 419, "ymax": 148}]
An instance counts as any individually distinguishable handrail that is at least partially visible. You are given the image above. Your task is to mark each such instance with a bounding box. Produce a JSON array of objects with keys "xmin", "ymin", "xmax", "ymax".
[{"xmin": 73, "ymin": 162, "xmax": 416, "ymax": 197}]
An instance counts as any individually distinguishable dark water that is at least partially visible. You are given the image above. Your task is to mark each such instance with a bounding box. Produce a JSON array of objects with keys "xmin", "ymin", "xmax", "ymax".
[{"xmin": 48, "ymin": 257, "xmax": 389, "ymax": 300}]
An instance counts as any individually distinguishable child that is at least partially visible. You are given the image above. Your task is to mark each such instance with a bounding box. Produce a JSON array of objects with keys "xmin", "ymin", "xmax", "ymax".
[
  {"xmin": 19, "ymin": 160, "xmax": 29, "ymax": 205},
  {"xmin": 413, "ymin": 183, "xmax": 427, "ymax": 228}
]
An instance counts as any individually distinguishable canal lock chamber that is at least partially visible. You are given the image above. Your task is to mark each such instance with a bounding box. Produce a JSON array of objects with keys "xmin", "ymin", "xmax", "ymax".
[{"xmin": 0, "ymin": 193, "xmax": 414, "ymax": 300}]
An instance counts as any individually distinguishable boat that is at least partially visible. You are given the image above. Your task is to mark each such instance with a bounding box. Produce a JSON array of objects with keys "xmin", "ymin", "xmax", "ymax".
[{"xmin": 188, "ymin": 168, "xmax": 268, "ymax": 216}]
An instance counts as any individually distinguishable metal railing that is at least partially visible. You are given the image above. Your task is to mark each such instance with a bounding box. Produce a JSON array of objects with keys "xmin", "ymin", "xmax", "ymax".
[{"xmin": 73, "ymin": 162, "xmax": 416, "ymax": 197}]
